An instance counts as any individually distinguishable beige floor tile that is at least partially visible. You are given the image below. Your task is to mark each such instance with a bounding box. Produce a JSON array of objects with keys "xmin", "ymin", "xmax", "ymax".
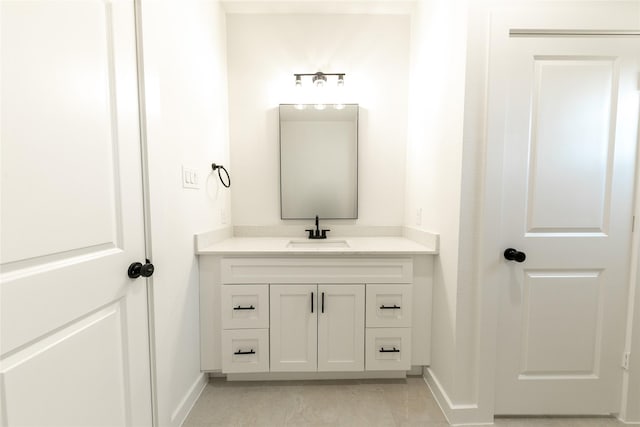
[{"xmin": 182, "ymin": 377, "xmax": 623, "ymax": 427}]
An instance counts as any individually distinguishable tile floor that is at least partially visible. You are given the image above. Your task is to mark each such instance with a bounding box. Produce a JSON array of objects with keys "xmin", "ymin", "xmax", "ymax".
[{"xmin": 183, "ymin": 376, "xmax": 624, "ymax": 427}]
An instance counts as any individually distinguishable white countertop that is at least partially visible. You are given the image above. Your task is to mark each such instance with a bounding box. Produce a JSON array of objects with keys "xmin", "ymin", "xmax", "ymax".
[{"xmin": 196, "ymin": 236, "xmax": 437, "ymax": 256}]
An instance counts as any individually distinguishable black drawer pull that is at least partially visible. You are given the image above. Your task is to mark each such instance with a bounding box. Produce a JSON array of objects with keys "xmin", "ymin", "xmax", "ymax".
[
  {"xmin": 233, "ymin": 305, "xmax": 255, "ymax": 310},
  {"xmin": 234, "ymin": 349, "xmax": 255, "ymax": 355},
  {"xmin": 379, "ymin": 347, "xmax": 400, "ymax": 353},
  {"xmin": 380, "ymin": 304, "xmax": 401, "ymax": 310}
]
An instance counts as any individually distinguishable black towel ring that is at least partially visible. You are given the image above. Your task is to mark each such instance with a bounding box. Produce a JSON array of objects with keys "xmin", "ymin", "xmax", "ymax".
[{"xmin": 211, "ymin": 163, "xmax": 231, "ymax": 188}]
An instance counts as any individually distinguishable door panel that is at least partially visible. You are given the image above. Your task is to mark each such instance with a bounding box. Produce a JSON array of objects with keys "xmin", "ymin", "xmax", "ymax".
[
  {"xmin": 270, "ymin": 284, "xmax": 317, "ymax": 371},
  {"xmin": 0, "ymin": 1, "xmax": 152, "ymax": 425},
  {"xmin": 317, "ymin": 284, "xmax": 364, "ymax": 372},
  {"xmin": 527, "ymin": 58, "xmax": 615, "ymax": 234},
  {"xmin": 494, "ymin": 36, "xmax": 639, "ymax": 414},
  {"xmin": 2, "ymin": 304, "xmax": 129, "ymax": 426},
  {"xmin": 1, "ymin": 0, "xmax": 119, "ymax": 265},
  {"xmin": 520, "ymin": 270, "xmax": 602, "ymax": 375}
]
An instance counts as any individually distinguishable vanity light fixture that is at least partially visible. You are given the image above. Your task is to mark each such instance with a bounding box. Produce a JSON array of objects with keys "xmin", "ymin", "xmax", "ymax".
[{"xmin": 294, "ymin": 72, "xmax": 346, "ymax": 88}]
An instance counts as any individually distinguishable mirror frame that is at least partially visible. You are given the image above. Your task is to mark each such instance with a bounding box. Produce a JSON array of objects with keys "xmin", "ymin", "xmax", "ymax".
[{"xmin": 279, "ymin": 104, "xmax": 359, "ymax": 220}]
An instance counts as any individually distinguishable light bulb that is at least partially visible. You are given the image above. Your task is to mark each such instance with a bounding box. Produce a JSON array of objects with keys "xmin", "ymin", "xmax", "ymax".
[
  {"xmin": 334, "ymin": 103, "xmax": 345, "ymax": 110},
  {"xmin": 337, "ymin": 75, "xmax": 345, "ymax": 87},
  {"xmin": 294, "ymin": 104, "xmax": 305, "ymax": 110},
  {"xmin": 295, "ymin": 75, "xmax": 302, "ymax": 87},
  {"xmin": 314, "ymin": 104, "xmax": 326, "ymax": 110},
  {"xmin": 312, "ymin": 73, "xmax": 327, "ymax": 88}
]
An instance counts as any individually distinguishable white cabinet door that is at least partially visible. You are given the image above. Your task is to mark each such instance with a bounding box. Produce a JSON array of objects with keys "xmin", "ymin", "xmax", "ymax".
[
  {"xmin": 318, "ymin": 285, "xmax": 365, "ymax": 372},
  {"xmin": 270, "ymin": 284, "xmax": 317, "ymax": 372},
  {"xmin": 1, "ymin": 1, "xmax": 152, "ymax": 425},
  {"xmin": 490, "ymin": 35, "xmax": 640, "ymax": 414}
]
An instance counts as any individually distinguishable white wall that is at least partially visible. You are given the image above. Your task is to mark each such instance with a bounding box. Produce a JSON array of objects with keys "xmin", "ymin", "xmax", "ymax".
[
  {"xmin": 139, "ymin": 1, "xmax": 230, "ymax": 425},
  {"xmin": 226, "ymin": 14, "xmax": 410, "ymax": 226},
  {"xmin": 404, "ymin": 0, "xmax": 469, "ymax": 405}
]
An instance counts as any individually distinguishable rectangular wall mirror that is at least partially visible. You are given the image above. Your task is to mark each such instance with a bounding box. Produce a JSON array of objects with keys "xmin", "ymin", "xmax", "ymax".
[{"xmin": 280, "ymin": 104, "xmax": 358, "ymax": 219}]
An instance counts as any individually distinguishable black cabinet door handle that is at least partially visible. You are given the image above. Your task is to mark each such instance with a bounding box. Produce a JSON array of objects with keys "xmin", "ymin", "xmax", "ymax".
[
  {"xmin": 379, "ymin": 347, "xmax": 400, "ymax": 353},
  {"xmin": 321, "ymin": 292, "xmax": 325, "ymax": 313},
  {"xmin": 234, "ymin": 349, "xmax": 255, "ymax": 355},
  {"xmin": 380, "ymin": 304, "xmax": 401, "ymax": 310},
  {"xmin": 311, "ymin": 292, "xmax": 314, "ymax": 313},
  {"xmin": 233, "ymin": 305, "xmax": 255, "ymax": 310}
]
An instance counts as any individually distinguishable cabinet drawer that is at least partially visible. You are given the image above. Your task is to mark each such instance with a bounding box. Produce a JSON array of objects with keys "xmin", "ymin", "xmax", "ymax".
[
  {"xmin": 221, "ymin": 284, "xmax": 269, "ymax": 329},
  {"xmin": 366, "ymin": 284, "xmax": 412, "ymax": 327},
  {"xmin": 221, "ymin": 329, "xmax": 269, "ymax": 373},
  {"xmin": 365, "ymin": 328, "xmax": 411, "ymax": 371}
]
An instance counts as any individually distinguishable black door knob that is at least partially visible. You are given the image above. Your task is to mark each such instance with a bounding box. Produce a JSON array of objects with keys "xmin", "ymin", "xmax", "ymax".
[
  {"xmin": 504, "ymin": 248, "xmax": 526, "ymax": 263},
  {"xmin": 128, "ymin": 260, "xmax": 155, "ymax": 278}
]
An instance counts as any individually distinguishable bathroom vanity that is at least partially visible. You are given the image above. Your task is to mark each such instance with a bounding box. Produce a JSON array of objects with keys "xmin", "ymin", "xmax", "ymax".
[{"xmin": 197, "ymin": 233, "xmax": 437, "ymax": 380}]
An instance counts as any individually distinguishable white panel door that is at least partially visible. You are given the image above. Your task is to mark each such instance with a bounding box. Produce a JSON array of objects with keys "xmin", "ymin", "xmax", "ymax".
[
  {"xmin": 270, "ymin": 284, "xmax": 317, "ymax": 371},
  {"xmin": 493, "ymin": 36, "xmax": 640, "ymax": 414},
  {"xmin": 317, "ymin": 284, "xmax": 364, "ymax": 372},
  {"xmin": 1, "ymin": 1, "xmax": 152, "ymax": 425}
]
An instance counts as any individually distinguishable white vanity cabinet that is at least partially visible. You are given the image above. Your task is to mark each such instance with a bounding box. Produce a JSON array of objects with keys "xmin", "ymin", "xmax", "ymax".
[
  {"xmin": 270, "ymin": 284, "xmax": 365, "ymax": 372},
  {"xmin": 198, "ymin": 250, "xmax": 434, "ymax": 380}
]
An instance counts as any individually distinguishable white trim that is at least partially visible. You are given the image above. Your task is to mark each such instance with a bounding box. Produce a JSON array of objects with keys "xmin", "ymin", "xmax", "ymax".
[
  {"xmin": 220, "ymin": 1, "xmax": 416, "ymax": 15},
  {"xmin": 510, "ymin": 29, "xmax": 640, "ymax": 36},
  {"xmin": 423, "ymin": 369, "xmax": 492, "ymax": 426},
  {"xmin": 619, "ymin": 88, "xmax": 640, "ymax": 422},
  {"xmin": 132, "ymin": 1, "xmax": 158, "ymax": 425},
  {"xmin": 173, "ymin": 373, "xmax": 207, "ymax": 427}
]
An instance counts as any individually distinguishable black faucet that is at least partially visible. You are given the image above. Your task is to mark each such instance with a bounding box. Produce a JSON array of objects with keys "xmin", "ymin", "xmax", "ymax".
[{"xmin": 306, "ymin": 215, "xmax": 330, "ymax": 239}]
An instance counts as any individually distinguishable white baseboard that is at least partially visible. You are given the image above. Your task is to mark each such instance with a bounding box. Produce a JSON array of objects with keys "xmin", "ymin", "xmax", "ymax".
[
  {"xmin": 424, "ymin": 368, "xmax": 492, "ymax": 426},
  {"xmin": 173, "ymin": 373, "xmax": 208, "ymax": 427},
  {"xmin": 618, "ymin": 419, "xmax": 640, "ymax": 425}
]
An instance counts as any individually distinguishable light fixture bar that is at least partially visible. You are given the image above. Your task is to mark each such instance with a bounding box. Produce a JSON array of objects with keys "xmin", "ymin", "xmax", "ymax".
[{"xmin": 294, "ymin": 72, "xmax": 346, "ymax": 87}]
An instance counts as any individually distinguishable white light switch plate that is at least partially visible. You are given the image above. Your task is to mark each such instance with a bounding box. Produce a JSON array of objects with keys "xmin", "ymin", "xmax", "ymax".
[{"xmin": 182, "ymin": 165, "xmax": 200, "ymax": 189}]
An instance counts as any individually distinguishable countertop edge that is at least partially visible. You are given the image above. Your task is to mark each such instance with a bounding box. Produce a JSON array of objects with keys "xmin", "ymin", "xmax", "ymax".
[{"xmin": 195, "ymin": 236, "xmax": 438, "ymax": 256}]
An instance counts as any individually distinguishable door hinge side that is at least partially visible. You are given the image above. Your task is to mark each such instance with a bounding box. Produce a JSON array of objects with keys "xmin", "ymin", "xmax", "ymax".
[{"xmin": 622, "ymin": 352, "xmax": 631, "ymax": 370}]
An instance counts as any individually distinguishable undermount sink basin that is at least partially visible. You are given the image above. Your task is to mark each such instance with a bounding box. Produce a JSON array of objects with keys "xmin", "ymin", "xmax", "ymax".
[{"xmin": 287, "ymin": 239, "xmax": 350, "ymax": 249}]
